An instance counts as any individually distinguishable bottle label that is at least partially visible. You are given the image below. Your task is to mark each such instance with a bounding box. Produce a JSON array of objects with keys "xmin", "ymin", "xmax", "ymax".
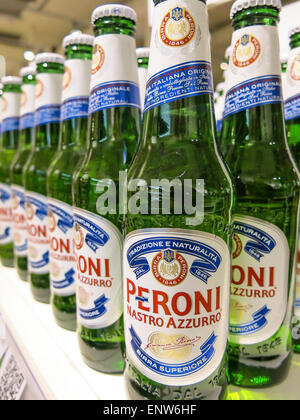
[
  {"xmin": 20, "ymin": 84, "xmax": 35, "ymax": 130},
  {"xmin": 285, "ymin": 47, "xmax": 300, "ymax": 121},
  {"xmin": 26, "ymin": 192, "xmax": 49, "ymax": 274},
  {"xmin": 224, "ymin": 26, "xmax": 282, "ymax": 118},
  {"xmin": 0, "ymin": 183, "xmax": 13, "ymax": 245},
  {"xmin": 1, "ymin": 92, "xmax": 21, "ymax": 133},
  {"xmin": 229, "ymin": 216, "xmax": 289, "ymax": 345},
  {"xmin": 89, "ymin": 34, "xmax": 140, "ymax": 114},
  {"xmin": 11, "ymin": 185, "xmax": 27, "ymax": 257},
  {"xmin": 35, "ymin": 73, "xmax": 63, "ymax": 126},
  {"xmin": 74, "ymin": 208, "xmax": 123, "ymax": 329},
  {"xmin": 124, "ymin": 229, "xmax": 230, "ymax": 386},
  {"xmin": 144, "ymin": 0, "xmax": 213, "ymax": 113},
  {"xmin": 48, "ymin": 199, "xmax": 76, "ymax": 297},
  {"xmin": 61, "ymin": 59, "xmax": 91, "ymax": 121}
]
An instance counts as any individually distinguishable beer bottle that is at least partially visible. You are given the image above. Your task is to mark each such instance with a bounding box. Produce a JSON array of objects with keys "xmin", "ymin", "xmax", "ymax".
[
  {"xmin": 24, "ymin": 53, "xmax": 64, "ymax": 303},
  {"xmin": 123, "ymin": 0, "xmax": 233, "ymax": 400},
  {"xmin": 47, "ymin": 32, "xmax": 94, "ymax": 331},
  {"xmin": 136, "ymin": 48, "xmax": 150, "ymax": 112},
  {"xmin": 285, "ymin": 27, "xmax": 300, "ymax": 353},
  {"xmin": 0, "ymin": 84, "xmax": 3, "ymax": 138},
  {"xmin": 73, "ymin": 5, "xmax": 140, "ymax": 372},
  {"xmin": 0, "ymin": 76, "xmax": 22, "ymax": 267},
  {"xmin": 221, "ymin": 0, "xmax": 300, "ymax": 387},
  {"xmin": 10, "ymin": 66, "xmax": 36, "ymax": 281},
  {"xmin": 215, "ymin": 82, "xmax": 225, "ymax": 135}
]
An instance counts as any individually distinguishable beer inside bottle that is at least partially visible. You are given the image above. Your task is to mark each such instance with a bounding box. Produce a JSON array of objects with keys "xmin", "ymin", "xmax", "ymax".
[
  {"xmin": 137, "ymin": 48, "xmax": 150, "ymax": 112},
  {"xmin": 285, "ymin": 27, "xmax": 300, "ymax": 353},
  {"xmin": 47, "ymin": 33, "xmax": 94, "ymax": 331},
  {"xmin": 221, "ymin": 0, "xmax": 300, "ymax": 387},
  {"xmin": 0, "ymin": 76, "xmax": 22, "ymax": 267},
  {"xmin": 73, "ymin": 5, "xmax": 140, "ymax": 373},
  {"xmin": 10, "ymin": 66, "xmax": 36, "ymax": 281},
  {"xmin": 24, "ymin": 53, "xmax": 64, "ymax": 303},
  {"xmin": 123, "ymin": 0, "xmax": 233, "ymax": 400}
]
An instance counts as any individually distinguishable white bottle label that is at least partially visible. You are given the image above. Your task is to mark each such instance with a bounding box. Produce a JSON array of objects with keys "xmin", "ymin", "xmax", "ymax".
[
  {"xmin": 124, "ymin": 229, "xmax": 230, "ymax": 386},
  {"xmin": 144, "ymin": 0, "xmax": 213, "ymax": 113},
  {"xmin": 48, "ymin": 199, "xmax": 76, "ymax": 297},
  {"xmin": 224, "ymin": 25, "xmax": 282, "ymax": 118},
  {"xmin": 74, "ymin": 208, "xmax": 123, "ymax": 329},
  {"xmin": 1, "ymin": 92, "xmax": 21, "ymax": 133},
  {"xmin": 20, "ymin": 84, "xmax": 35, "ymax": 130},
  {"xmin": 11, "ymin": 185, "xmax": 27, "ymax": 256},
  {"xmin": 89, "ymin": 34, "xmax": 140, "ymax": 114},
  {"xmin": 26, "ymin": 192, "xmax": 49, "ymax": 274},
  {"xmin": 61, "ymin": 59, "xmax": 92, "ymax": 121},
  {"xmin": 230, "ymin": 216, "xmax": 289, "ymax": 345},
  {"xmin": 35, "ymin": 73, "xmax": 63, "ymax": 126},
  {"xmin": 138, "ymin": 66, "xmax": 148, "ymax": 112},
  {"xmin": 0, "ymin": 183, "xmax": 13, "ymax": 245},
  {"xmin": 285, "ymin": 47, "xmax": 300, "ymax": 121}
]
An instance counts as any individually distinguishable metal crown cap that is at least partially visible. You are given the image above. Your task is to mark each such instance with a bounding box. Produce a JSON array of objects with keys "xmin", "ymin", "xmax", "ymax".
[
  {"xmin": 20, "ymin": 65, "xmax": 37, "ymax": 77},
  {"xmin": 230, "ymin": 0, "xmax": 282, "ymax": 19},
  {"xmin": 136, "ymin": 48, "xmax": 150, "ymax": 58},
  {"xmin": 91, "ymin": 4, "xmax": 137, "ymax": 24},
  {"xmin": 289, "ymin": 26, "xmax": 300, "ymax": 38},
  {"xmin": 63, "ymin": 32, "xmax": 94, "ymax": 49},
  {"xmin": 1, "ymin": 76, "xmax": 22, "ymax": 85},
  {"xmin": 35, "ymin": 52, "xmax": 65, "ymax": 65}
]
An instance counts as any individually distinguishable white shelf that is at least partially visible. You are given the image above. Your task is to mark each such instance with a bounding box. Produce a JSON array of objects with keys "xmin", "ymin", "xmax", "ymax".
[
  {"xmin": 0, "ymin": 266, "xmax": 127, "ymax": 401},
  {"xmin": 1, "ymin": 265, "xmax": 300, "ymax": 400}
]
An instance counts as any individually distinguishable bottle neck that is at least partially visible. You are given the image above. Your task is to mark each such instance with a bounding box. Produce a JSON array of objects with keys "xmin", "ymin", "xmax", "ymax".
[
  {"xmin": 223, "ymin": 7, "xmax": 286, "ymax": 146},
  {"xmin": 142, "ymin": 0, "xmax": 215, "ymax": 146},
  {"xmin": 35, "ymin": 63, "xmax": 64, "ymax": 148},
  {"xmin": 1, "ymin": 84, "xmax": 21, "ymax": 148},
  {"xmin": 61, "ymin": 44, "xmax": 93, "ymax": 148},
  {"xmin": 137, "ymin": 57, "xmax": 149, "ymax": 69},
  {"xmin": 88, "ymin": 15, "xmax": 140, "ymax": 162}
]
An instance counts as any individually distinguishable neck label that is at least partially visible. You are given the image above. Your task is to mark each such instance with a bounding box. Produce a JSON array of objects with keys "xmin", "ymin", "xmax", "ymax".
[
  {"xmin": 61, "ymin": 59, "xmax": 92, "ymax": 121},
  {"xmin": 144, "ymin": 0, "xmax": 213, "ymax": 113},
  {"xmin": 285, "ymin": 47, "xmax": 300, "ymax": 121},
  {"xmin": 1, "ymin": 92, "xmax": 21, "ymax": 133},
  {"xmin": 20, "ymin": 84, "xmax": 35, "ymax": 130},
  {"xmin": 224, "ymin": 25, "xmax": 282, "ymax": 118},
  {"xmin": 89, "ymin": 34, "xmax": 140, "ymax": 114},
  {"xmin": 35, "ymin": 73, "xmax": 63, "ymax": 126}
]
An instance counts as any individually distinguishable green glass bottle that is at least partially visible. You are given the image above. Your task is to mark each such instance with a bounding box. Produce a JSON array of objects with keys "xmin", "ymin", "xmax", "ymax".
[
  {"xmin": 47, "ymin": 33, "xmax": 94, "ymax": 331},
  {"xmin": 215, "ymin": 82, "xmax": 226, "ymax": 136},
  {"xmin": 0, "ymin": 76, "xmax": 22, "ymax": 267},
  {"xmin": 284, "ymin": 26, "xmax": 300, "ymax": 353},
  {"xmin": 73, "ymin": 5, "xmax": 141, "ymax": 372},
  {"xmin": 221, "ymin": 0, "xmax": 300, "ymax": 387},
  {"xmin": 24, "ymin": 53, "xmax": 64, "ymax": 303},
  {"xmin": 123, "ymin": 0, "xmax": 233, "ymax": 401},
  {"xmin": 136, "ymin": 48, "xmax": 150, "ymax": 112},
  {"xmin": 10, "ymin": 66, "xmax": 36, "ymax": 281}
]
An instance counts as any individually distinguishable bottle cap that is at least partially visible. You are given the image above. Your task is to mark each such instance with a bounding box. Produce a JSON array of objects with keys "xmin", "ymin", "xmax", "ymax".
[
  {"xmin": 63, "ymin": 32, "xmax": 94, "ymax": 49},
  {"xmin": 136, "ymin": 48, "xmax": 150, "ymax": 59},
  {"xmin": 289, "ymin": 26, "xmax": 300, "ymax": 38},
  {"xmin": 1, "ymin": 76, "xmax": 22, "ymax": 85},
  {"xmin": 19, "ymin": 65, "xmax": 37, "ymax": 77},
  {"xmin": 35, "ymin": 52, "xmax": 65, "ymax": 65},
  {"xmin": 92, "ymin": 4, "xmax": 137, "ymax": 24},
  {"xmin": 230, "ymin": 0, "xmax": 282, "ymax": 19}
]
